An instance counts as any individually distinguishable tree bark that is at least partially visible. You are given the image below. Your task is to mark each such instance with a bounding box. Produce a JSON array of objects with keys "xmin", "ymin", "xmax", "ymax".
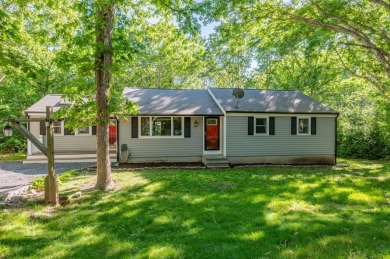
[{"xmin": 95, "ymin": 0, "xmax": 114, "ymax": 191}]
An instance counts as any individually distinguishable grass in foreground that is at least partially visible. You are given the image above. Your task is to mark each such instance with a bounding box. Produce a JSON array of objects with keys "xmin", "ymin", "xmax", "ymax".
[
  {"xmin": 0, "ymin": 159, "xmax": 389, "ymax": 258},
  {"xmin": 0, "ymin": 153, "xmax": 26, "ymax": 161}
]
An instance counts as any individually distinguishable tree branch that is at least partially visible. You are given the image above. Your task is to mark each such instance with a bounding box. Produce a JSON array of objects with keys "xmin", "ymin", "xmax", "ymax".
[
  {"xmin": 311, "ymin": 0, "xmax": 368, "ymax": 40},
  {"xmin": 286, "ymin": 12, "xmax": 390, "ymax": 78},
  {"xmin": 156, "ymin": 0, "xmax": 199, "ymax": 13},
  {"xmin": 334, "ymin": 47, "xmax": 389, "ymax": 99},
  {"xmin": 337, "ymin": 41, "xmax": 390, "ymax": 58},
  {"xmin": 369, "ymin": 0, "xmax": 390, "ymax": 11}
]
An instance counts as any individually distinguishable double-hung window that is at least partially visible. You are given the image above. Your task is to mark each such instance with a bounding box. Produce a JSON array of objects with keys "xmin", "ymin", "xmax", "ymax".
[
  {"xmin": 255, "ymin": 117, "xmax": 268, "ymax": 135},
  {"xmin": 140, "ymin": 117, "xmax": 183, "ymax": 137},
  {"xmin": 76, "ymin": 126, "xmax": 92, "ymax": 136},
  {"xmin": 298, "ymin": 117, "xmax": 310, "ymax": 135},
  {"xmin": 53, "ymin": 121, "xmax": 63, "ymax": 135}
]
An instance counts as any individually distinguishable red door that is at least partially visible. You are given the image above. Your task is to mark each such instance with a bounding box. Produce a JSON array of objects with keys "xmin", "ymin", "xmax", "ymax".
[
  {"xmin": 205, "ymin": 117, "xmax": 219, "ymax": 150},
  {"xmin": 109, "ymin": 124, "xmax": 117, "ymax": 145}
]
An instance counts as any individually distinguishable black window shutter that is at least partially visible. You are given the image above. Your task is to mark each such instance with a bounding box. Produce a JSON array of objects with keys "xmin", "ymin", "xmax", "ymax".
[
  {"xmin": 131, "ymin": 117, "xmax": 138, "ymax": 138},
  {"xmin": 92, "ymin": 126, "xmax": 96, "ymax": 135},
  {"xmin": 311, "ymin": 117, "xmax": 317, "ymax": 135},
  {"xmin": 184, "ymin": 117, "xmax": 191, "ymax": 138},
  {"xmin": 269, "ymin": 117, "xmax": 275, "ymax": 135},
  {"xmin": 40, "ymin": 121, "xmax": 46, "ymax": 135},
  {"xmin": 291, "ymin": 117, "xmax": 297, "ymax": 135},
  {"xmin": 248, "ymin": 117, "xmax": 254, "ymax": 135}
]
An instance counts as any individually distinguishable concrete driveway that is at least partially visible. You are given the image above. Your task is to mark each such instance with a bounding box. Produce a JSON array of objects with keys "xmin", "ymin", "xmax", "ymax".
[{"xmin": 0, "ymin": 162, "xmax": 95, "ymax": 195}]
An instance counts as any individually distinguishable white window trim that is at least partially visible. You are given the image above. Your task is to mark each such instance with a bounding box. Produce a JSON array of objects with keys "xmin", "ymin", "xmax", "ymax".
[
  {"xmin": 75, "ymin": 126, "xmax": 93, "ymax": 136},
  {"xmin": 139, "ymin": 116, "xmax": 184, "ymax": 139},
  {"xmin": 254, "ymin": 116, "xmax": 269, "ymax": 136},
  {"xmin": 297, "ymin": 117, "xmax": 311, "ymax": 135},
  {"xmin": 53, "ymin": 121, "xmax": 64, "ymax": 136}
]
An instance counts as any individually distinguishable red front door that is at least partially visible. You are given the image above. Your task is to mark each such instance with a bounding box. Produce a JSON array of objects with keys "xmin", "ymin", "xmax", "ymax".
[
  {"xmin": 205, "ymin": 117, "xmax": 219, "ymax": 150},
  {"xmin": 109, "ymin": 124, "xmax": 117, "ymax": 145}
]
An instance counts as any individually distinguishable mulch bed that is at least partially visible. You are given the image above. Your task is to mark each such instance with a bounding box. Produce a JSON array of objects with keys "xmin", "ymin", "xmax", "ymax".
[
  {"xmin": 87, "ymin": 162, "xmax": 205, "ymax": 171},
  {"xmin": 116, "ymin": 162, "xmax": 203, "ymax": 168}
]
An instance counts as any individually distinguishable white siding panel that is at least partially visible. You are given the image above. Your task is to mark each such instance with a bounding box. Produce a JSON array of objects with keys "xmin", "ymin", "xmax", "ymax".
[
  {"xmin": 29, "ymin": 121, "xmax": 41, "ymax": 136},
  {"xmin": 29, "ymin": 122, "xmax": 95, "ymax": 152},
  {"xmin": 226, "ymin": 116, "xmax": 335, "ymax": 156},
  {"xmin": 42, "ymin": 136, "xmax": 96, "ymax": 151},
  {"xmin": 28, "ymin": 114, "xmax": 96, "ymax": 152},
  {"xmin": 54, "ymin": 136, "xmax": 96, "ymax": 151}
]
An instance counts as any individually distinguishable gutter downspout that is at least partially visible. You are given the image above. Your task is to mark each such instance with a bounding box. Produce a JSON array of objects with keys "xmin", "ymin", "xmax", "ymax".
[{"xmin": 116, "ymin": 117, "xmax": 120, "ymax": 162}]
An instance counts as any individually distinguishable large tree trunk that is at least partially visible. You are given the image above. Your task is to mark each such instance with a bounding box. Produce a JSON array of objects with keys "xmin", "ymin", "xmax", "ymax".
[{"xmin": 95, "ymin": 1, "xmax": 114, "ymax": 191}]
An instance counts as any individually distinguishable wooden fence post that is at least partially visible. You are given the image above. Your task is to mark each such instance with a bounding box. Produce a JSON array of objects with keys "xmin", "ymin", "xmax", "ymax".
[{"xmin": 45, "ymin": 106, "xmax": 59, "ymax": 206}]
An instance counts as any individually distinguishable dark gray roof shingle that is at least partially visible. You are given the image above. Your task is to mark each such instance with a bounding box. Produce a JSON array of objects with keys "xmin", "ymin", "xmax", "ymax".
[
  {"xmin": 25, "ymin": 88, "xmax": 337, "ymax": 115},
  {"xmin": 123, "ymin": 88, "xmax": 224, "ymax": 115},
  {"xmin": 25, "ymin": 89, "xmax": 224, "ymax": 115},
  {"xmin": 209, "ymin": 88, "xmax": 338, "ymax": 114},
  {"xmin": 25, "ymin": 95, "xmax": 64, "ymax": 113}
]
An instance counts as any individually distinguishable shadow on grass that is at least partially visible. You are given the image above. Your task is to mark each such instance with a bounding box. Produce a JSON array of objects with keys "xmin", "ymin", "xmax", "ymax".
[{"xmin": 0, "ymin": 159, "xmax": 389, "ymax": 258}]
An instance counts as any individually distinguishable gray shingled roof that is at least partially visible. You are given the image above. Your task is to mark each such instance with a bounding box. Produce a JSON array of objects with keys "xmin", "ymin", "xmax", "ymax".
[
  {"xmin": 25, "ymin": 95, "xmax": 64, "ymax": 113},
  {"xmin": 25, "ymin": 88, "xmax": 337, "ymax": 115},
  {"xmin": 123, "ymin": 88, "xmax": 224, "ymax": 115},
  {"xmin": 209, "ymin": 88, "xmax": 338, "ymax": 114},
  {"xmin": 25, "ymin": 89, "xmax": 224, "ymax": 115}
]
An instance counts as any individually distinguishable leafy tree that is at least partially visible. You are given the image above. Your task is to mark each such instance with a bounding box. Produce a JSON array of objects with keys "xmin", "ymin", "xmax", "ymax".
[
  {"xmin": 203, "ymin": 24, "xmax": 258, "ymax": 89},
  {"xmin": 116, "ymin": 20, "xmax": 206, "ymax": 89},
  {"xmin": 56, "ymin": 0, "xmax": 199, "ymax": 190},
  {"xmin": 0, "ymin": 1, "xmax": 75, "ymax": 143},
  {"xmin": 201, "ymin": 0, "xmax": 390, "ymax": 99},
  {"xmin": 94, "ymin": 1, "xmax": 116, "ymax": 190}
]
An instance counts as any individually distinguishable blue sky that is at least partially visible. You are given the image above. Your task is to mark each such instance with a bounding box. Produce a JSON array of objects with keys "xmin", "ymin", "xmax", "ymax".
[{"xmin": 200, "ymin": 21, "xmax": 219, "ymax": 38}]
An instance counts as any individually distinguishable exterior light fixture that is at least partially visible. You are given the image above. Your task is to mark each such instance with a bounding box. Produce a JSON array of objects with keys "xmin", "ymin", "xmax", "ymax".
[
  {"xmin": 194, "ymin": 121, "xmax": 198, "ymax": 127},
  {"xmin": 3, "ymin": 124, "xmax": 13, "ymax": 137}
]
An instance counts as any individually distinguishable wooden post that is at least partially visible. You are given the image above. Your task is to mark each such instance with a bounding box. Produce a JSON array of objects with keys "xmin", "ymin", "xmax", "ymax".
[
  {"xmin": 12, "ymin": 122, "xmax": 47, "ymax": 156},
  {"xmin": 45, "ymin": 106, "xmax": 59, "ymax": 206},
  {"xmin": 4, "ymin": 113, "xmax": 62, "ymax": 206}
]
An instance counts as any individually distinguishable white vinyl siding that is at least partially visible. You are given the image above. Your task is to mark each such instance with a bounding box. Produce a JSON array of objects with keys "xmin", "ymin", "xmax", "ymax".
[
  {"xmin": 43, "ymin": 135, "xmax": 96, "ymax": 151},
  {"xmin": 226, "ymin": 115, "xmax": 335, "ymax": 156},
  {"xmin": 29, "ymin": 119, "xmax": 96, "ymax": 152},
  {"xmin": 120, "ymin": 116, "xmax": 203, "ymax": 157}
]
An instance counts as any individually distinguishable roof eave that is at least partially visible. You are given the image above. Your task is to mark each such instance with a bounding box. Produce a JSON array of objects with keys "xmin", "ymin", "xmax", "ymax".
[
  {"xmin": 225, "ymin": 110, "xmax": 339, "ymax": 115},
  {"xmin": 134, "ymin": 113, "xmax": 225, "ymax": 116}
]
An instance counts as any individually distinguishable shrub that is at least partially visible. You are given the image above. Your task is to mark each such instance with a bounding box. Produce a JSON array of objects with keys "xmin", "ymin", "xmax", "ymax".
[
  {"xmin": 0, "ymin": 132, "xmax": 26, "ymax": 154},
  {"xmin": 338, "ymin": 127, "xmax": 390, "ymax": 160},
  {"xmin": 59, "ymin": 171, "xmax": 80, "ymax": 182},
  {"xmin": 31, "ymin": 171, "xmax": 80, "ymax": 192},
  {"xmin": 31, "ymin": 177, "xmax": 45, "ymax": 192}
]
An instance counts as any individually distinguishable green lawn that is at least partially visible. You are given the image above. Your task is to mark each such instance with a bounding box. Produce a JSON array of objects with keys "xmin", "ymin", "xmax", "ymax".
[
  {"xmin": 0, "ymin": 153, "xmax": 26, "ymax": 161},
  {"xmin": 1, "ymin": 159, "xmax": 389, "ymax": 258}
]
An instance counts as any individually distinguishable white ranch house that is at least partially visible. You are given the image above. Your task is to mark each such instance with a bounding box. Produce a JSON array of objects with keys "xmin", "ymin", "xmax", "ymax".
[{"xmin": 24, "ymin": 88, "xmax": 338, "ymax": 166}]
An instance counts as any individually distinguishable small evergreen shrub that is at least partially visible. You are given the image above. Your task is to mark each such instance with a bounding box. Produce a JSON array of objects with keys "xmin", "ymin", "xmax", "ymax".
[{"xmin": 0, "ymin": 132, "xmax": 26, "ymax": 154}]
